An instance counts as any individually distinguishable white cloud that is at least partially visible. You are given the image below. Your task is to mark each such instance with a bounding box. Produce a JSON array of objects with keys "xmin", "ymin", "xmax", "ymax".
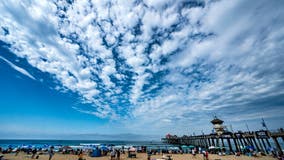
[
  {"xmin": 0, "ymin": 56, "xmax": 36, "ymax": 80},
  {"xmin": 0, "ymin": 0, "xmax": 284, "ymax": 134}
]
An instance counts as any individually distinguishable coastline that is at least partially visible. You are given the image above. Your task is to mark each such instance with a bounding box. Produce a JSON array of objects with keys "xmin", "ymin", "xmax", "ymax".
[{"xmin": 2, "ymin": 152, "xmax": 277, "ymax": 160}]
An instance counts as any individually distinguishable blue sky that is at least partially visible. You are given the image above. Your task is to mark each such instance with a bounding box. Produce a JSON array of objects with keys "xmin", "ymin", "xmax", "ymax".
[{"xmin": 0, "ymin": 0, "xmax": 284, "ymax": 139}]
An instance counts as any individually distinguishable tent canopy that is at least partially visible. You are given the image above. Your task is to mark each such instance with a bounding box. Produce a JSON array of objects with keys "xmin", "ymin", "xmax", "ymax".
[
  {"xmin": 187, "ymin": 145, "xmax": 195, "ymax": 149},
  {"xmin": 91, "ymin": 148, "xmax": 101, "ymax": 157}
]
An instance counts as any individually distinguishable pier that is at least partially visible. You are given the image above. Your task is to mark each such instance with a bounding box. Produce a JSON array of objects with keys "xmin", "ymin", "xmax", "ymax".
[{"xmin": 162, "ymin": 117, "xmax": 284, "ymax": 156}]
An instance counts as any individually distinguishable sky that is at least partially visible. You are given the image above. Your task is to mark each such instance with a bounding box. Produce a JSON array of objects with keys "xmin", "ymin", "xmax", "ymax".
[{"xmin": 0, "ymin": 0, "xmax": 284, "ymax": 139}]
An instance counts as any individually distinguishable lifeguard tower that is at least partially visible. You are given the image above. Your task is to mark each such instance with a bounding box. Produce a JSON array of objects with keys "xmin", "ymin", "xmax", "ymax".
[{"xmin": 211, "ymin": 116, "xmax": 225, "ymax": 136}]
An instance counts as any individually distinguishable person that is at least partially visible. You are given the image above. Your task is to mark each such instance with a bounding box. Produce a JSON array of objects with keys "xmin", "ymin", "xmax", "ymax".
[
  {"xmin": 48, "ymin": 147, "xmax": 54, "ymax": 160},
  {"xmin": 192, "ymin": 148, "xmax": 196, "ymax": 157},
  {"xmin": 202, "ymin": 151, "xmax": 206, "ymax": 160},
  {"xmin": 31, "ymin": 148, "xmax": 37, "ymax": 159},
  {"xmin": 205, "ymin": 150, "xmax": 209, "ymax": 160},
  {"xmin": 147, "ymin": 151, "xmax": 151, "ymax": 160},
  {"xmin": 116, "ymin": 149, "xmax": 120, "ymax": 160},
  {"xmin": 110, "ymin": 149, "xmax": 116, "ymax": 160},
  {"xmin": 78, "ymin": 150, "xmax": 84, "ymax": 160},
  {"xmin": 122, "ymin": 146, "xmax": 125, "ymax": 154},
  {"xmin": 235, "ymin": 151, "xmax": 241, "ymax": 156},
  {"xmin": 15, "ymin": 148, "xmax": 20, "ymax": 156}
]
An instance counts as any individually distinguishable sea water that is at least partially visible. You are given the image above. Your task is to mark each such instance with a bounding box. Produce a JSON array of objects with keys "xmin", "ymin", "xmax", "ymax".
[
  {"xmin": 1, "ymin": 139, "xmax": 283, "ymax": 151},
  {"xmin": 0, "ymin": 139, "xmax": 167, "ymax": 149}
]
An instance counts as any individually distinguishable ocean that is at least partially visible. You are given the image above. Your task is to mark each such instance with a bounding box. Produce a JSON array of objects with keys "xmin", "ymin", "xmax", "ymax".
[
  {"xmin": 0, "ymin": 139, "xmax": 166, "ymax": 149},
  {"xmin": 1, "ymin": 139, "xmax": 283, "ymax": 151}
]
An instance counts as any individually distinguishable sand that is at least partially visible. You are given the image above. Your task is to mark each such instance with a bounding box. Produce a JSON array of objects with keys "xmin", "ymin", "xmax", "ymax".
[{"xmin": 2, "ymin": 152, "xmax": 277, "ymax": 160}]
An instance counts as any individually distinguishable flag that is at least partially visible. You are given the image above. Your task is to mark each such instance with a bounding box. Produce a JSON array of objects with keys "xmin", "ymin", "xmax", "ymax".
[{"xmin": 262, "ymin": 118, "xmax": 267, "ymax": 128}]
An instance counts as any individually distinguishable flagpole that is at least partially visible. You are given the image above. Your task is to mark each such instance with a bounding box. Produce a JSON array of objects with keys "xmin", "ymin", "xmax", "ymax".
[
  {"xmin": 246, "ymin": 123, "xmax": 250, "ymax": 132},
  {"xmin": 262, "ymin": 118, "xmax": 269, "ymax": 131},
  {"xmin": 229, "ymin": 124, "xmax": 234, "ymax": 133}
]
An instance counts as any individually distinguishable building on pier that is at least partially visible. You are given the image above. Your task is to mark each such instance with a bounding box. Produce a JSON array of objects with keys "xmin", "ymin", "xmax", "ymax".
[
  {"xmin": 162, "ymin": 118, "xmax": 284, "ymax": 156},
  {"xmin": 211, "ymin": 116, "xmax": 225, "ymax": 136}
]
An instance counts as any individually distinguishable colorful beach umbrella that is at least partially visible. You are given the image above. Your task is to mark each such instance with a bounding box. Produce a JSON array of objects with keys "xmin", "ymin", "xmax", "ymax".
[{"xmin": 129, "ymin": 147, "xmax": 136, "ymax": 152}]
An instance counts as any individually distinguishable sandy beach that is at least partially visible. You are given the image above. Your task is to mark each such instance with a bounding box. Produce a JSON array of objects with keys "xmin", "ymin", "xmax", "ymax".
[{"xmin": 2, "ymin": 152, "xmax": 277, "ymax": 160}]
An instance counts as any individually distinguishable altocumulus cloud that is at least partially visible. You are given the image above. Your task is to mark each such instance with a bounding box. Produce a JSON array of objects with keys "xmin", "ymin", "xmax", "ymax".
[{"xmin": 0, "ymin": 0, "xmax": 284, "ymax": 133}]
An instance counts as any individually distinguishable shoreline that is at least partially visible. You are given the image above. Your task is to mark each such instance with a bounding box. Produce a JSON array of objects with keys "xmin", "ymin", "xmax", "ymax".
[{"xmin": 1, "ymin": 152, "xmax": 278, "ymax": 160}]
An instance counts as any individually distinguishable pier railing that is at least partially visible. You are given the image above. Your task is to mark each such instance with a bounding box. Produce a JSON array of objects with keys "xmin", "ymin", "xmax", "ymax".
[{"xmin": 162, "ymin": 129, "xmax": 284, "ymax": 155}]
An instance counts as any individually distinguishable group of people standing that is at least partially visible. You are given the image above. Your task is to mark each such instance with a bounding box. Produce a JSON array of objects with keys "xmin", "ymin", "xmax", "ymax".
[{"xmin": 191, "ymin": 147, "xmax": 209, "ymax": 160}]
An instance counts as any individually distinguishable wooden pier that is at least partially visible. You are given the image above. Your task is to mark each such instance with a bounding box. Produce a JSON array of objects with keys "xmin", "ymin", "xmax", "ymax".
[
  {"xmin": 162, "ymin": 118, "xmax": 284, "ymax": 155},
  {"xmin": 162, "ymin": 130, "xmax": 284, "ymax": 155}
]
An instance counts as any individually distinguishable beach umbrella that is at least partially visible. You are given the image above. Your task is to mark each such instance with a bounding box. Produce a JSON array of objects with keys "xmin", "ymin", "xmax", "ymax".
[
  {"xmin": 129, "ymin": 147, "xmax": 136, "ymax": 152},
  {"xmin": 70, "ymin": 146, "xmax": 83, "ymax": 150},
  {"xmin": 62, "ymin": 146, "xmax": 72, "ymax": 150},
  {"xmin": 114, "ymin": 145, "xmax": 122, "ymax": 149},
  {"xmin": 188, "ymin": 145, "xmax": 195, "ymax": 149},
  {"xmin": 208, "ymin": 146, "xmax": 215, "ymax": 149},
  {"xmin": 180, "ymin": 145, "xmax": 189, "ymax": 153},
  {"xmin": 100, "ymin": 146, "xmax": 109, "ymax": 151},
  {"xmin": 159, "ymin": 146, "xmax": 168, "ymax": 150},
  {"xmin": 21, "ymin": 145, "xmax": 27, "ymax": 149},
  {"xmin": 169, "ymin": 147, "xmax": 179, "ymax": 151}
]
